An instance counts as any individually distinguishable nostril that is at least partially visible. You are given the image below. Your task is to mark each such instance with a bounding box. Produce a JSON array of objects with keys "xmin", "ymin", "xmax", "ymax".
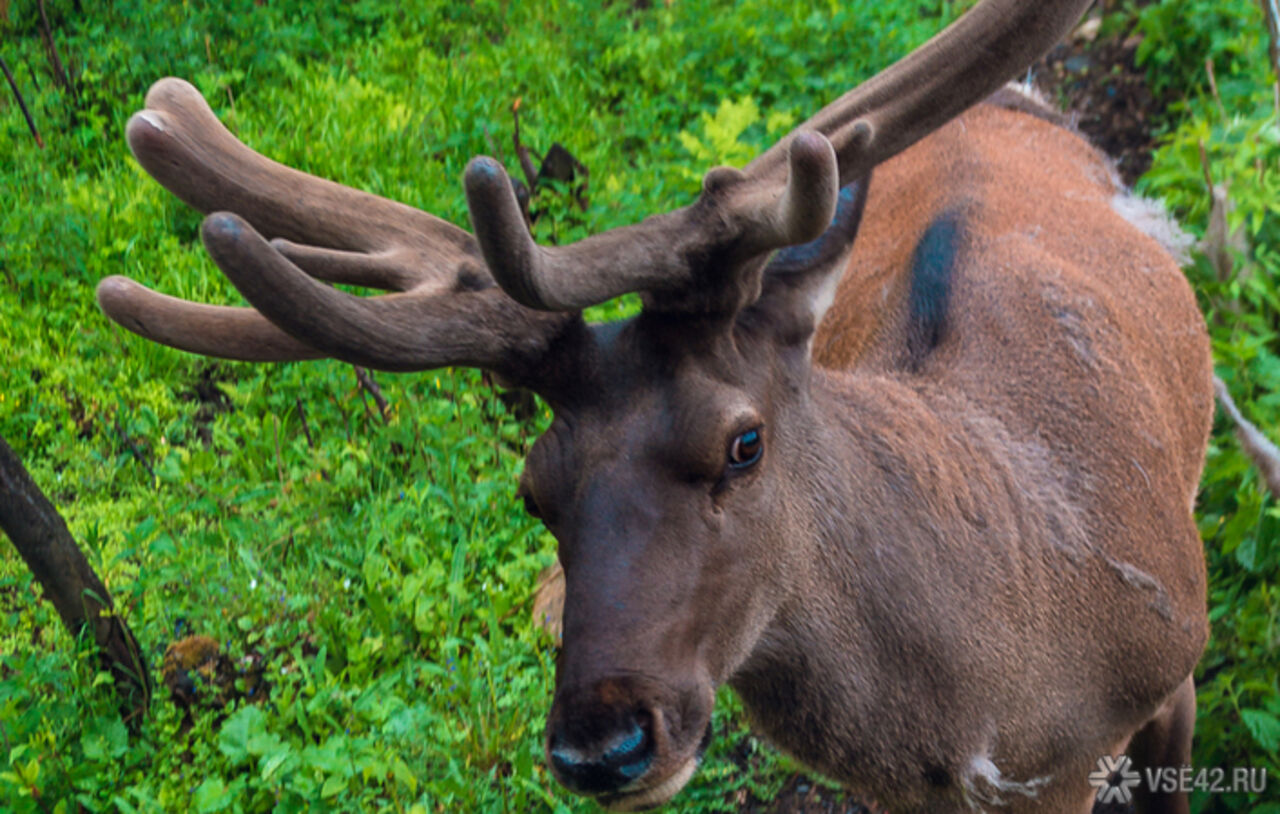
[
  {"xmin": 550, "ymin": 746, "xmax": 625, "ymax": 795},
  {"xmin": 603, "ymin": 722, "xmax": 651, "ymax": 779},
  {"xmin": 604, "ymin": 724, "xmax": 643, "ymax": 760},
  {"xmin": 549, "ymin": 718, "xmax": 654, "ymax": 795},
  {"xmin": 549, "ymin": 743, "xmax": 587, "ymax": 772}
]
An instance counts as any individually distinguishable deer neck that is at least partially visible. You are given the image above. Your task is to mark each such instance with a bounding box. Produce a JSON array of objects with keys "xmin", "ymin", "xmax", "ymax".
[{"xmin": 729, "ymin": 368, "xmax": 1023, "ymax": 803}]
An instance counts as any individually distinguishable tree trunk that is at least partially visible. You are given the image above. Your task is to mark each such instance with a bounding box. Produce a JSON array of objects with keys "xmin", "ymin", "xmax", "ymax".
[
  {"xmin": 1261, "ymin": 0, "xmax": 1280, "ymax": 80},
  {"xmin": 0, "ymin": 436, "xmax": 151, "ymax": 723}
]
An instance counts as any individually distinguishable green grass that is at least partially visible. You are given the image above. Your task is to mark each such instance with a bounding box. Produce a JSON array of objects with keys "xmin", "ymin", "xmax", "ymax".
[{"xmin": 1, "ymin": 0, "xmax": 1277, "ymax": 811}]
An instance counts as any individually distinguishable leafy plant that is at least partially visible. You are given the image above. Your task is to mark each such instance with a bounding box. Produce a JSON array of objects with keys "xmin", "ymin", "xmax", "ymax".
[
  {"xmin": 1128, "ymin": 2, "xmax": 1280, "ymax": 809},
  {"xmin": 1132, "ymin": 0, "xmax": 1268, "ymax": 103}
]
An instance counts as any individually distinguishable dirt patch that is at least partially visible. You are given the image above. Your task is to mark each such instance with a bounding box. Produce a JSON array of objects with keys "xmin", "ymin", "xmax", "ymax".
[
  {"xmin": 1029, "ymin": 12, "xmax": 1166, "ymax": 185},
  {"xmin": 0, "ymin": 575, "xmax": 28, "ymax": 614},
  {"xmin": 735, "ymin": 774, "xmax": 880, "ymax": 813},
  {"xmin": 178, "ymin": 364, "xmax": 234, "ymax": 445}
]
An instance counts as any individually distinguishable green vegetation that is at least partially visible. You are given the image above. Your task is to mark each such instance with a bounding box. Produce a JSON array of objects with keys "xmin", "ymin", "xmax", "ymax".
[
  {"xmin": 0, "ymin": 0, "xmax": 1276, "ymax": 811},
  {"xmin": 1129, "ymin": 2, "xmax": 1280, "ymax": 811}
]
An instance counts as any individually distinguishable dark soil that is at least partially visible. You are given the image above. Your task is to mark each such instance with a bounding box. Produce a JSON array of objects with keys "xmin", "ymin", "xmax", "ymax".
[
  {"xmin": 178, "ymin": 364, "xmax": 234, "ymax": 445},
  {"xmin": 735, "ymin": 774, "xmax": 881, "ymax": 813},
  {"xmin": 731, "ymin": 10, "xmax": 1167, "ymax": 814},
  {"xmin": 1028, "ymin": 13, "xmax": 1166, "ymax": 185}
]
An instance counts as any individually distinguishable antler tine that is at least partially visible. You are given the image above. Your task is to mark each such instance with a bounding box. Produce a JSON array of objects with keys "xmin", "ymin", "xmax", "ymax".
[
  {"xmin": 97, "ymin": 275, "xmax": 324, "ymax": 362},
  {"xmin": 464, "ymin": 156, "xmax": 688, "ymax": 311},
  {"xmin": 464, "ymin": 132, "xmax": 838, "ymax": 312},
  {"xmin": 745, "ymin": 0, "xmax": 1094, "ymax": 186},
  {"xmin": 741, "ymin": 131, "xmax": 840, "ymax": 251},
  {"xmin": 103, "ymin": 212, "xmax": 572, "ymax": 375},
  {"xmin": 97, "ymin": 213, "xmax": 571, "ymax": 377},
  {"xmin": 127, "ymin": 78, "xmax": 485, "ymax": 293},
  {"xmin": 105, "ymin": 1, "xmax": 1090, "ymax": 361}
]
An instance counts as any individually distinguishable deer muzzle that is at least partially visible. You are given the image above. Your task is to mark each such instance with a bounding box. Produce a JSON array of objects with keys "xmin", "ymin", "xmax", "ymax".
[{"xmin": 545, "ymin": 675, "xmax": 714, "ymax": 809}]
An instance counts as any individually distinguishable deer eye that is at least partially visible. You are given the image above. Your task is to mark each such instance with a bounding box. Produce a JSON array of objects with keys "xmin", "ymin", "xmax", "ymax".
[{"xmin": 728, "ymin": 428, "xmax": 764, "ymax": 469}]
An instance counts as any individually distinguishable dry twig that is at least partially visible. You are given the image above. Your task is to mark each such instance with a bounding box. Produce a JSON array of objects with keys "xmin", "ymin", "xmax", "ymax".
[
  {"xmin": 37, "ymin": 0, "xmax": 78, "ymax": 108},
  {"xmin": 295, "ymin": 398, "xmax": 315, "ymax": 449},
  {"xmin": 1215, "ymin": 377, "xmax": 1280, "ymax": 496},
  {"xmin": 0, "ymin": 56, "xmax": 42, "ymax": 148},
  {"xmin": 353, "ymin": 366, "xmax": 389, "ymax": 423}
]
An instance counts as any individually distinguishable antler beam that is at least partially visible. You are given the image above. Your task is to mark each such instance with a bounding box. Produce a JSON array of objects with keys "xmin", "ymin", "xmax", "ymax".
[
  {"xmin": 748, "ymin": 0, "xmax": 1094, "ymax": 184},
  {"xmin": 464, "ymin": 131, "xmax": 839, "ymax": 312}
]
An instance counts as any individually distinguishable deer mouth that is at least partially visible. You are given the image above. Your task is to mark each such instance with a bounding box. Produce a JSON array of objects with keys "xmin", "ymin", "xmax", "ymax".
[
  {"xmin": 597, "ymin": 756, "xmax": 700, "ymax": 811},
  {"xmin": 595, "ymin": 721, "xmax": 713, "ymax": 812}
]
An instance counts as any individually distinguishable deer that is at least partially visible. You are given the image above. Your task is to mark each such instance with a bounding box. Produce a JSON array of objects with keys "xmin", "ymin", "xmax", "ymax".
[{"xmin": 93, "ymin": 0, "xmax": 1223, "ymax": 811}]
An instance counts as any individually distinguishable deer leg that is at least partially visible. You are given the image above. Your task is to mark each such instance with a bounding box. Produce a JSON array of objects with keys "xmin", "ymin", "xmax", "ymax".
[{"xmin": 1125, "ymin": 674, "xmax": 1196, "ymax": 814}]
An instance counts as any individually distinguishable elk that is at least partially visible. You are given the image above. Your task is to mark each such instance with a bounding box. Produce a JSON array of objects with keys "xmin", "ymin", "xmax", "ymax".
[{"xmin": 95, "ymin": 0, "xmax": 1219, "ymax": 811}]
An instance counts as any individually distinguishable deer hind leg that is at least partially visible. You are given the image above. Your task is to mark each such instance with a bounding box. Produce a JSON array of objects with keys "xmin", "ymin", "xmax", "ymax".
[{"xmin": 1124, "ymin": 674, "xmax": 1196, "ymax": 814}]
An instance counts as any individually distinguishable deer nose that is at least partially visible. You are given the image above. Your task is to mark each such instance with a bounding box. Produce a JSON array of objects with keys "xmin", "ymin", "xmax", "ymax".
[{"xmin": 548, "ymin": 716, "xmax": 654, "ymax": 795}]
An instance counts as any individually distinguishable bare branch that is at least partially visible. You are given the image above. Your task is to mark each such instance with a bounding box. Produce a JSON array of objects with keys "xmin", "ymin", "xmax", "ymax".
[
  {"xmin": 1205, "ymin": 58, "xmax": 1226, "ymax": 119},
  {"xmin": 354, "ymin": 366, "xmax": 389, "ymax": 423},
  {"xmin": 296, "ymin": 398, "xmax": 315, "ymax": 449},
  {"xmin": 37, "ymin": 0, "xmax": 78, "ymax": 108},
  {"xmin": 1215, "ymin": 377, "xmax": 1280, "ymax": 495}
]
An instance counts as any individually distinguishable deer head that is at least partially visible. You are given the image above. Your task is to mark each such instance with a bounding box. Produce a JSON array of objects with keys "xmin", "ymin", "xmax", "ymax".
[{"xmin": 98, "ymin": 1, "xmax": 1094, "ymax": 809}]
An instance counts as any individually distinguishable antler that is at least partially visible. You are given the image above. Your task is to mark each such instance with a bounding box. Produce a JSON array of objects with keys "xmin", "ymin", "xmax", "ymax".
[
  {"xmin": 465, "ymin": 131, "xmax": 839, "ymax": 313},
  {"xmin": 464, "ymin": 0, "xmax": 1092, "ymax": 314},
  {"xmin": 747, "ymin": 0, "xmax": 1093, "ymax": 185},
  {"xmin": 101, "ymin": 0, "xmax": 1090, "ymax": 365},
  {"xmin": 98, "ymin": 78, "xmax": 571, "ymax": 377}
]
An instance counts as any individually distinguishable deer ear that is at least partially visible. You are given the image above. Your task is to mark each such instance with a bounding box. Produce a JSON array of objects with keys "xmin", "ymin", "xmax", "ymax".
[{"xmin": 747, "ymin": 175, "xmax": 870, "ymax": 346}]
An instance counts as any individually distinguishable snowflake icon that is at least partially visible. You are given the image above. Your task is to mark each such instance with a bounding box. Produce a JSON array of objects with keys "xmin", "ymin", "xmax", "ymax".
[{"xmin": 1089, "ymin": 755, "xmax": 1142, "ymax": 804}]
